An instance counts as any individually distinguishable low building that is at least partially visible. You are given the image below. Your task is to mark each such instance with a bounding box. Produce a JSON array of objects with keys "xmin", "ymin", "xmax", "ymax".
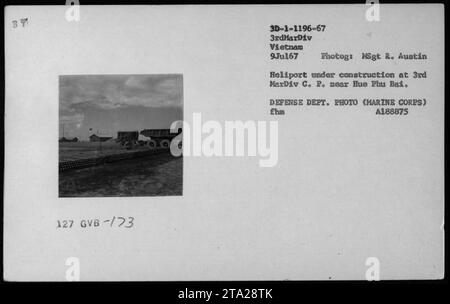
[
  {"xmin": 89, "ymin": 134, "xmax": 112, "ymax": 142},
  {"xmin": 59, "ymin": 137, "xmax": 79, "ymax": 142}
]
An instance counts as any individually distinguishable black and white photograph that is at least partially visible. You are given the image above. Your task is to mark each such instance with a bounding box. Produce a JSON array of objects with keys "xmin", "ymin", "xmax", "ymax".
[
  {"xmin": 3, "ymin": 2, "xmax": 445, "ymax": 287},
  {"xmin": 59, "ymin": 74, "xmax": 183, "ymax": 197}
]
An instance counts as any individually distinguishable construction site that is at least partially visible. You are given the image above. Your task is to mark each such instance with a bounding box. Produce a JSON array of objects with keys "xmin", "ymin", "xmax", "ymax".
[{"xmin": 59, "ymin": 128, "xmax": 183, "ymax": 197}]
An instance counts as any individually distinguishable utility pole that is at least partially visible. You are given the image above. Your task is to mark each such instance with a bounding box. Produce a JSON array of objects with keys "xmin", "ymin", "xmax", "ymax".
[{"xmin": 98, "ymin": 129, "xmax": 103, "ymax": 153}]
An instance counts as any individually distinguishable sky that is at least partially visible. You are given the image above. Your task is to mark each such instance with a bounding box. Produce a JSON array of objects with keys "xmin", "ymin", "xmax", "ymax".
[{"xmin": 59, "ymin": 74, "xmax": 183, "ymax": 140}]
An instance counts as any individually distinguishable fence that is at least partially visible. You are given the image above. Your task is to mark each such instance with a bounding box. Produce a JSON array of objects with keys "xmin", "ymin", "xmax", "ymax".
[{"xmin": 59, "ymin": 147, "xmax": 171, "ymax": 172}]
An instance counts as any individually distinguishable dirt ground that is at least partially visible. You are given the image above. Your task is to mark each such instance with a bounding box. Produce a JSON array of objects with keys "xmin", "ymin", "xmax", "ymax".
[{"xmin": 59, "ymin": 153, "xmax": 182, "ymax": 197}]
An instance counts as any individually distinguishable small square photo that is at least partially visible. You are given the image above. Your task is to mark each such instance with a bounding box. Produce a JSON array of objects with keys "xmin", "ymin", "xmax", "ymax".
[{"xmin": 59, "ymin": 74, "xmax": 183, "ymax": 197}]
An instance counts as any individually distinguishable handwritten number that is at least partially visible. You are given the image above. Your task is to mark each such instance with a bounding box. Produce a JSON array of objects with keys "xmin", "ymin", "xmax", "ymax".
[
  {"xmin": 12, "ymin": 18, "xmax": 28, "ymax": 28},
  {"xmin": 126, "ymin": 217, "xmax": 134, "ymax": 228}
]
